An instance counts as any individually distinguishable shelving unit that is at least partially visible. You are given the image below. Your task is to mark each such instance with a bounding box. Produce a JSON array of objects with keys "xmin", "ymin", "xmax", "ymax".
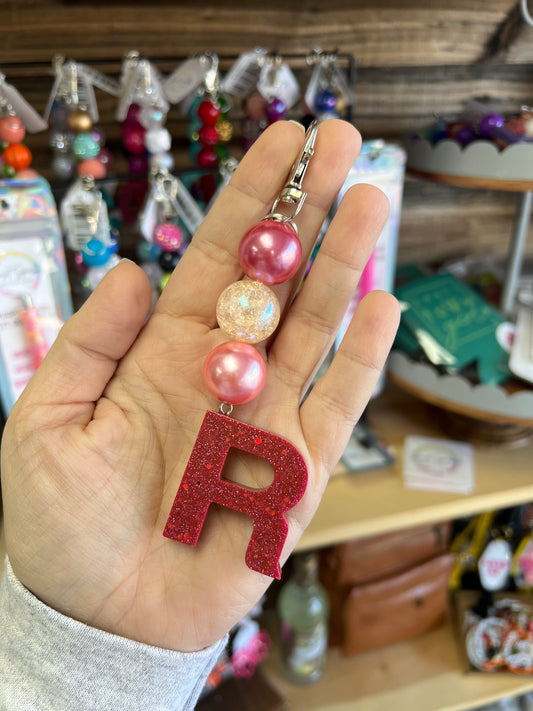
[{"xmin": 263, "ymin": 383, "xmax": 533, "ymax": 711}]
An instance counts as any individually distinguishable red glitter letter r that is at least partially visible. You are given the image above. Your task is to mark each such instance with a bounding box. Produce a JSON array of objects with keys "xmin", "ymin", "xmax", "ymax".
[{"xmin": 163, "ymin": 410, "xmax": 308, "ymax": 579}]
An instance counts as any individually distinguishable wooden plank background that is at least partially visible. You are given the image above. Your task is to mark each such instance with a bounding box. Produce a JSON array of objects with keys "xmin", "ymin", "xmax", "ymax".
[{"xmin": 2, "ymin": 0, "xmax": 533, "ymax": 267}]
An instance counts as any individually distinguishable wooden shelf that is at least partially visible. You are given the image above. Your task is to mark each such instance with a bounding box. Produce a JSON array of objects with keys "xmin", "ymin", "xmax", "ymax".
[
  {"xmin": 264, "ymin": 620, "xmax": 533, "ymax": 711},
  {"xmin": 296, "ymin": 383, "xmax": 533, "ymax": 552},
  {"xmin": 272, "ymin": 384, "xmax": 533, "ymax": 710}
]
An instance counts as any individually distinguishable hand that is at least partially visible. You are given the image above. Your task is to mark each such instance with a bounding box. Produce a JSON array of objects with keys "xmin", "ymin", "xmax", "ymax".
[{"xmin": 1, "ymin": 120, "xmax": 399, "ymax": 652}]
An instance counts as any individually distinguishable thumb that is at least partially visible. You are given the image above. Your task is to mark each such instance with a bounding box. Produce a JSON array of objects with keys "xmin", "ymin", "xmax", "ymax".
[{"xmin": 15, "ymin": 259, "xmax": 152, "ymax": 420}]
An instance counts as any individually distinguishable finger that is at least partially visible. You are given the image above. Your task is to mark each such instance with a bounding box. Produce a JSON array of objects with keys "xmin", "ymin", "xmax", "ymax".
[
  {"xmin": 268, "ymin": 183, "xmax": 390, "ymax": 397},
  {"xmin": 14, "ymin": 260, "xmax": 152, "ymax": 421},
  {"xmin": 156, "ymin": 119, "xmax": 361, "ymax": 327},
  {"xmin": 300, "ymin": 290, "xmax": 400, "ymax": 474}
]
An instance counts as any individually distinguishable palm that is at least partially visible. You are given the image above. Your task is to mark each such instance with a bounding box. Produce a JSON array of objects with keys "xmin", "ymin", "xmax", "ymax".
[{"xmin": 1, "ymin": 120, "xmax": 399, "ymax": 652}]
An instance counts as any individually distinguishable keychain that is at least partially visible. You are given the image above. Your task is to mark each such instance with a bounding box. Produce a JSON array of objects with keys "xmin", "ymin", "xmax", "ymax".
[
  {"xmin": 164, "ymin": 121, "xmax": 318, "ymax": 579},
  {"xmin": 137, "ymin": 167, "xmax": 204, "ymax": 291},
  {"xmin": 45, "ymin": 57, "xmax": 117, "ymax": 180},
  {"xmin": 117, "ymin": 51, "xmax": 171, "ymax": 176},
  {"xmin": 304, "ymin": 49, "xmax": 355, "ymax": 122},
  {"xmin": 0, "ymin": 73, "xmax": 47, "ymax": 177}
]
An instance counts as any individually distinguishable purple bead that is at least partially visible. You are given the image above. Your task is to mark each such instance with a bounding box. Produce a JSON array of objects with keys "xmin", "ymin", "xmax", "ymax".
[
  {"xmin": 479, "ymin": 113, "xmax": 504, "ymax": 139},
  {"xmin": 128, "ymin": 154, "xmax": 148, "ymax": 176},
  {"xmin": 265, "ymin": 97, "xmax": 287, "ymax": 123},
  {"xmin": 314, "ymin": 90, "xmax": 337, "ymax": 114},
  {"xmin": 454, "ymin": 125, "xmax": 476, "ymax": 147}
]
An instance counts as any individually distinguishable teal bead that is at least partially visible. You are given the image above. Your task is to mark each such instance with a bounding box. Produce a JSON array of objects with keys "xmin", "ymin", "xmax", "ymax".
[
  {"xmin": 188, "ymin": 142, "xmax": 202, "ymax": 163},
  {"xmin": 187, "ymin": 96, "xmax": 203, "ymax": 120},
  {"xmin": 72, "ymin": 132, "xmax": 100, "ymax": 160}
]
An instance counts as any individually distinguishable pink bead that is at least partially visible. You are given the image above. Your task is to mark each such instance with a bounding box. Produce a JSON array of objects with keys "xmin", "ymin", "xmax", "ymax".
[
  {"xmin": 238, "ymin": 219, "xmax": 302, "ymax": 285},
  {"xmin": 203, "ymin": 342, "xmax": 267, "ymax": 405},
  {"xmin": 15, "ymin": 168, "xmax": 39, "ymax": 180},
  {"xmin": 0, "ymin": 115, "xmax": 26, "ymax": 144},
  {"xmin": 122, "ymin": 121, "xmax": 146, "ymax": 154},
  {"xmin": 77, "ymin": 158, "xmax": 107, "ymax": 179},
  {"xmin": 153, "ymin": 223, "xmax": 184, "ymax": 252}
]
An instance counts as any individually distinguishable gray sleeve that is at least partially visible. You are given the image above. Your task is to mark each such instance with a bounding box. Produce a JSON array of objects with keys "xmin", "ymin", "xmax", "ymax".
[{"xmin": 0, "ymin": 557, "xmax": 227, "ymax": 710}]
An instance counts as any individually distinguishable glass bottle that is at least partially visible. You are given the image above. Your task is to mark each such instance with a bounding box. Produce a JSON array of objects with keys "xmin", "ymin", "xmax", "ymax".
[{"xmin": 277, "ymin": 551, "xmax": 329, "ymax": 684}]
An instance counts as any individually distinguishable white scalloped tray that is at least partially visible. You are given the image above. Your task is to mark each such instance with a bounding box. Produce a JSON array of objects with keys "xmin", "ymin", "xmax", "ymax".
[
  {"xmin": 388, "ymin": 351, "xmax": 533, "ymax": 425},
  {"xmin": 407, "ymin": 138, "xmax": 533, "ymax": 183}
]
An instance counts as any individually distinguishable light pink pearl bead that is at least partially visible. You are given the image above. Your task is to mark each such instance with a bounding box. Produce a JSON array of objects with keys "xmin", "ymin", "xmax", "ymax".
[
  {"xmin": 153, "ymin": 223, "xmax": 184, "ymax": 252},
  {"xmin": 239, "ymin": 219, "xmax": 302, "ymax": 285},
  {"xmin": 203, "ymin": 341, "xmax": 267, "ymax": 405},
  {"xmin": 77, "ymin": 158, "xmax": 107, "ymax": 179},
  {"xmin": 0, "ymin": 115, "xmax": 26, "ymax": 144}
]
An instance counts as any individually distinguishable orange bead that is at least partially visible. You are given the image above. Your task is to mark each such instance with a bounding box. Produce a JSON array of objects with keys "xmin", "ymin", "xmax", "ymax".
[{"xmin": 3, "ymin": 143, "xmax": 32, "ymax": 171}]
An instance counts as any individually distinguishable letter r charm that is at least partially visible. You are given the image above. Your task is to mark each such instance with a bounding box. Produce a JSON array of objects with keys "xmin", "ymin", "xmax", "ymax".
[{"xmin": 163, "ymin": 410, "xmax": 308, "ymax": 579}]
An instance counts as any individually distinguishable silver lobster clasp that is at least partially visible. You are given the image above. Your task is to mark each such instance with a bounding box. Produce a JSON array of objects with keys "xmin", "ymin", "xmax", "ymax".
[{"xmin": 265, "ymin": 120, "xmax": 318, "ymax": 232}]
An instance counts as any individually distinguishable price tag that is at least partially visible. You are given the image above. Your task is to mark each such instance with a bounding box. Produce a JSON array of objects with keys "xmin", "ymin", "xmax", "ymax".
[
  {"xmin": 257, "ymin": 61, "xmax": 300, "ymax": 108},
  {"xmin": 221, "ymin": 49, "xmax": 266, "ymax": 98},
  {"xmin": 163, "ymin": 57, "xmax": 208, "ymax": 104},
  {"xmin": 0, "ymin": 75, "xmax": 47, "ymax": 133}
]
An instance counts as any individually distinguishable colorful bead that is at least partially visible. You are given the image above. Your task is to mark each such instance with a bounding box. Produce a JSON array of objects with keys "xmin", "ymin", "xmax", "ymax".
[
  {"xmin": 197, "ymin": 100, "xmax": 221, "ymax": 126},
  {"xmin": 122, "ymin": 122, "xmax": 146, "ymax": 154},
  {"xmin": 52, "ymin": 154, "xmax": 74, "ymax": 179},
  {"xmin": 67, "ymin": 108, "xmax": 93, "ymax": 133},
  {"xmin": 216, "ymin": 120, "xmax": 233, "ymax": 143},
  {"xmin": 3, "ymin": 143, "xmax": 32, "ymax": 171},
  {"xmin": 197, "ymin": 146, "xmax": 219, "ymax": 168},
  {"xmin": 245, "ymin": 92, "xmax": 266, "ymax": 120},
  {"xmin": 216, "ymin": 280, "xmax": 280, "ymax": 344},
  {"xmin": 144, "ymin": 127, "xmax": 172, "ymax": 154},
  {"xmin": 72, "ymin": 133, "xmax": 100, "ymax": 160},
  {"xmin": 239, "ymin": 220, "xmax": 302, "ymax": 285},
  {"xmin": 0, "ymin": 115, "xmax": 25, "ymax": 144},
  {"xmin": 81, "ymin": 238, "xmax": 111, "ymax": 267},
  {"xmin": 153, "ymin": 223, "xmax": 184, "ymax": 252},
  {"xmin": 265, "ymin": 97, "xmax": 287, "ymax": 123},
  {"xmin": 314, "ymin": 90, "xmax": 337, "ymax": 114},
  {"xmin": 158, "ymin": 250, "xmax": 180, "ymax": 272},
  {"xmin": 198, "ymin": 125, "xmax": 219, "ymax": 147},
  {"xmin": 202, "ymin": 341, "xmax": 267, "ymax": 405},
  {"xmin": 77, "ymin": 158, "xmax": 107, "ymax": 179}
]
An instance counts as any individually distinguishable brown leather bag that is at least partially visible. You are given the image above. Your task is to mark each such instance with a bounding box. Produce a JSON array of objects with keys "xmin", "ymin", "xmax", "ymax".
[
  {"xmin": 330, "ymin": 522, "xmax": 452, "ymax": 586},
  {"xmin": 341, "ymin": 551, "xmax": 454, "ymax": 656}
]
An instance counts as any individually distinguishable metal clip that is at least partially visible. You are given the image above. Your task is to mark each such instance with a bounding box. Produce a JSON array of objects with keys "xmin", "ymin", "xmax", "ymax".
[{"xmin": 266, "ymin": 120, "xmax": 318, "ymax": 231}]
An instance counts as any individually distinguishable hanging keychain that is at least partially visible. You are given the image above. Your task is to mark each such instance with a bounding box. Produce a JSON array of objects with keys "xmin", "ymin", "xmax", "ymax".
[
  {"xmin": 117, "ymin": 51, "xmax": 171, "ymax": 175},
  {"xmin": 0, "ymin": 72, "xmax": 47, "ymax": 177},
  {"xmin": 138, "ymin": 167, "xmax": 204, "ymax": 291},
  {"xmin": 304, "ymin": 49, "xmax": 355, "ymax": 123},
  {"xmin": 257, "ymin": 54, "xmax": 300, "ymax": 126},
  {"xmin": 221, "ymin": 48, "xmax": 268, "ymax": 152},
  {"xmin": 164, "ymin": 121, "xmax": 318, "ymax": 579},
  {"xmin": 45, "ymin": 57, "xmax": 118, "ymax": 180}
]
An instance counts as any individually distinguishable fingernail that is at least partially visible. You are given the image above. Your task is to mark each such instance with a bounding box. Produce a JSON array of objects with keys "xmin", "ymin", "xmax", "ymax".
[{"xmin": 288, "ymin": 120, "xmax": 305, "ymax": 132}]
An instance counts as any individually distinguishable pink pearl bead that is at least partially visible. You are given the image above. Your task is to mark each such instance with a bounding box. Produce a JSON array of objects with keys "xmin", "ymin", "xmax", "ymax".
[
  {"xmin": 153, "ymin": 223, "xmax": 184, "ymax": 252},
  {"xmin": 203, "ymin": 342, "xmax": 267, "ymax": 405},
  {"xmin": 238, "ymin": 220, "xmax": 302, "ymax": 285},
  {"xmin": 0, "ymin": 115, "xmax": 26, "ymax": 144},
  {"xmin": 77, "ymin": 158, "xmax": 107, "ymax": 179}
]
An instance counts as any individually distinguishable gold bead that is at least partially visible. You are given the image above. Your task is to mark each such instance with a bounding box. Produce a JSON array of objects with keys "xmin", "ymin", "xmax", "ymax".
[
  {"xmin": 67, "ymin": 108, "xmax": 93, "ymax": 134},
  {"xmin": 217, "ymin": 120, "xmax": 233, "ymax": 143}
]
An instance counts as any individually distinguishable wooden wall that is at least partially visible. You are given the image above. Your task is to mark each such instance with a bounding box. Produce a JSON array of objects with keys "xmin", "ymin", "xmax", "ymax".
[{"xmin": 2, "ymin": 0, "xmax": 533, "ymax": 267}]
